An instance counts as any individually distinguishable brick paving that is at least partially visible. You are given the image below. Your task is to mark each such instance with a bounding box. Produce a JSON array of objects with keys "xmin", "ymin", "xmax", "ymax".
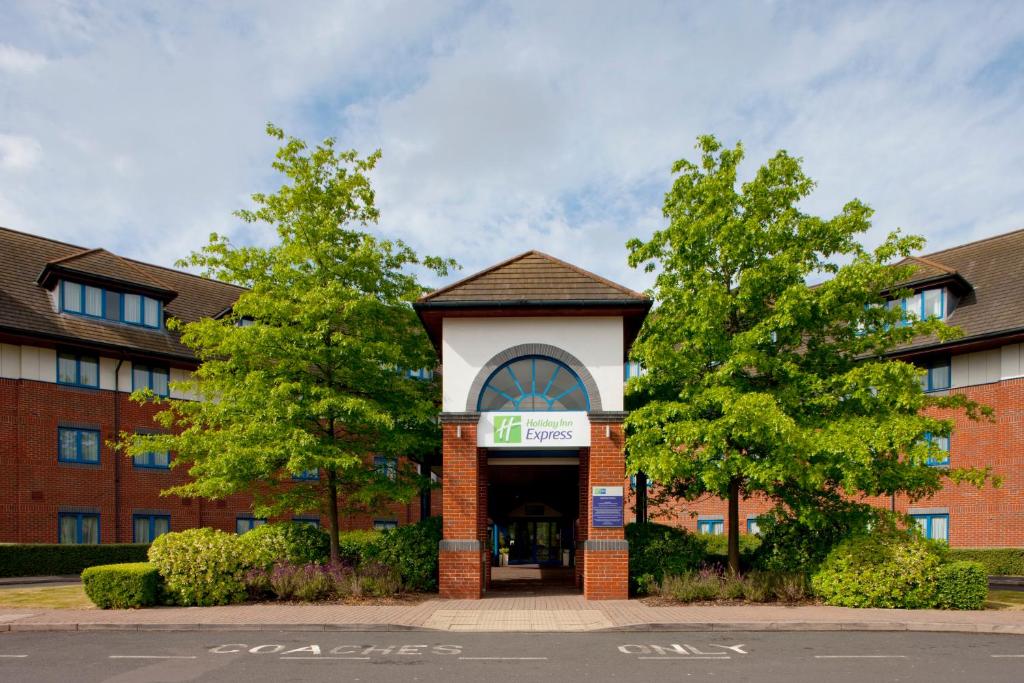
[{"xmin": 1, "ymin": 593, "xmax": 1023, "ymax": 633}]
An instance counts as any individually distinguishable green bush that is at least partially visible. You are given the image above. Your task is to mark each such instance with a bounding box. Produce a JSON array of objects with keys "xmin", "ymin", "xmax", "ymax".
[
  {"xmin": 811, "ymin": 530, "xmax": 943, "ymax": 608},
  {"xmin": 0, "ymin": 544, "xmax": 149, "ymax": 578},
  {"xmin": 81, "ymin": 562, "xmax": 160, "ymax": 609},
  {"xmin": 625, "ymin": 522, "xmax": 705, "ymax": 593},
  {"xmin": 947, "ymin": 548, "xmax": 1024, "ymax": 576},
  {"xmin": 753, "ymin": 503, "xmax": 882, "ymax": 573},
  {"xmin": 148, "ymin": 528, "xmax": 248, "ymax": 606},
  {"xmin": 365, "ymin": 517, "xmax": 441, "ymax": 591},
  {"xmin": 653, "ymin": 569, "xmax": 809, "ymax": 604},
  {"xmin": 236, "ymin": 522, "xmax": 330, "ymax": 569},
  {"xmin": 935, "ymin": 561, "xmax": 988, "ymax": 610},
  {"xmin": 337, "ymin": 530, "xmax": 381, "ymax": 565}
]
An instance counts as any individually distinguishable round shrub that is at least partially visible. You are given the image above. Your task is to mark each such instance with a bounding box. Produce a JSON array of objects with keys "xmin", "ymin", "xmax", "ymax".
[
  {"xmin": 236, "ymin": 522, "xmax": 330, "ymax": 569},
  {"xmin": 811, "ymin": 531, "xmax": 943, "ymax": 608},
  {"xmin": 82, "ymin": 562, "xmax": 160, "ymax": 609},
  {"xmin": 337, "ymin": 530, "xmax": 381, "ymax": 566},
  {"xmin": 148, "ymin": 528, "xmax": 248, "ymax": 606},
  {"xmin": 625, "ymin": 522, "xmax": 705, "ymax": 593},
  {"xmin": 753, "ymin": 504, "xmax": 881, "ymax": 573},
  {"xmin": 935, "ymin": 561, "xmax": 988, "ymax": 610},
  {"xmin": 364, "ymin": 516, "xmax": 441, "ymax": 592}
]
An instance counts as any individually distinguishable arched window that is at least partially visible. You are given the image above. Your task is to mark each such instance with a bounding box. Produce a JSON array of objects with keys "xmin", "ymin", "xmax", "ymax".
[{"xmin": 477, "ymin": 356, "xmax": 590, "ymax": 411}]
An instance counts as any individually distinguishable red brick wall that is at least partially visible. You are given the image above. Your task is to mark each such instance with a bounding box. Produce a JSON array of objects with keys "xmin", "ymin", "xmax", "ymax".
[
  {"xmin": 439, "ymin": 421, "xmax": 485, "ymax": 598},
  {"xmin": 0, "ymin": 377, "xmax": 435, "ymax": 544},
  {"xmin": 630, "ymin": 377, "xmax": 1024, "ymax": 548}
]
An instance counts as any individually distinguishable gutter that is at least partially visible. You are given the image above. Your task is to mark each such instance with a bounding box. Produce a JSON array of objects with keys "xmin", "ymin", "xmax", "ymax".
[
  {"xmin": 414, "ymin": 299, "xmax": 652, "ymax": 311},
  {"xmin": 113, "ymin": 357, "xmax": 124, "ymax": 543}
]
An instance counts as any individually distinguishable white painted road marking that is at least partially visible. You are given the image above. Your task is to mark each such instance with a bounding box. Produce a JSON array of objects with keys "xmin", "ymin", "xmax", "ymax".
[
  {"xmin": 815, "ymin": 655, "xmax": 907, "ymax": 659},
  {"xmin": 110, "ymin": 655, "xmax": 198, "ymax": 660},
  {"xmin": 459, "ymin": 656, "xmax": 548, "ymax": 660},
  {"xmin": 280, "ymin": 657, "xmax": 371, "ymax": 660},
  {"xmin": 0, "ymin": 655, "xmax": 28, "ymax": 658},
  {"xmin": 619, "ymin": 644, "xmax": 747, "ymax": 657},
  {"xmin": 991, "ymin": 655, "xmax": 1024, "ymax": 658},
  {"xmin": 640, "ymin": 656, "xmax": 731, "ymax": 660}
]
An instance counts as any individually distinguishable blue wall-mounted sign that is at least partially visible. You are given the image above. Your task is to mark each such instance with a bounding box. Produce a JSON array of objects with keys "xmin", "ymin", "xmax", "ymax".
[{"xmin": 592, "ymin": 486, "xmax": 624, "ymax": 527}]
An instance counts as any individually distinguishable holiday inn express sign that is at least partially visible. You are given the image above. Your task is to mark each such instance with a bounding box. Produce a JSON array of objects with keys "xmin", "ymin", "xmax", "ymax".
[{"xmin": 477, "ymin": 412, "xmax": 591, "ymax": 448}]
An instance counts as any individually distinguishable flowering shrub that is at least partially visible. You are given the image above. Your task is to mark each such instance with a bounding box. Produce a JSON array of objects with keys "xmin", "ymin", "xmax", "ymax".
[
  {"xmin": 236, "ymin": 522, "xmax": 330, "ymax": 569},
  {"xmin": 655, "ymin": 568, "xmax": 808, "ymax": 603},
  {"xmin": 148, "ymin": 528, "xmax": 248, "ymax": 606},
  {"xmin": 245, "ymin": 559, "xmax": 400, "ymax": 601}
]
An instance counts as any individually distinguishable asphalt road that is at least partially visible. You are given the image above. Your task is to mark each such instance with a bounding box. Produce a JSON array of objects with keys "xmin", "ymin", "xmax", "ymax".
[{"xmin": 1, "ymin": 630, "xmax": 1022, "ymax": 682}]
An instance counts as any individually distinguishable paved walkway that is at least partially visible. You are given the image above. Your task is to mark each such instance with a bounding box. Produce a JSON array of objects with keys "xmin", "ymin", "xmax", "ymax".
[{"xmin": 2, "ymin": 593, "xmax": 1023, "ymax": 634}]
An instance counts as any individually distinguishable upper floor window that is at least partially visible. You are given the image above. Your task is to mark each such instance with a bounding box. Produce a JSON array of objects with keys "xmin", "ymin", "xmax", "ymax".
[
  {"xmin": 58, "ymin": 427, "xmax": 100, "ymax": 464},
  {"xmin": 60, "ymin": 280, "xmax": 161, "ymax": 329},
  {"xmin": 886, "ymin": 287, "xmax": 947, "ymax": 326},
  {"xmin": 624, "ymin": 361, "xmax": 646, "ymax": 380},
  {"xmin": 133, "ymin": 363, "xmax": 169, "ymax": 396},
  {"xmin": 918, "ymin": 356, "xmax": 951, "ymax": 392},
  {"xmin": 923, "ymin": 432, "xmax": 950, "ymax": 467},
  {"xmin": 57, "ymin": 352, "xmax": 99, "ymax": 388},
  {"xmin": 374, "ymin": 455, "xmax": 397, "ymax": 481},
  {"xmin": 478, "ymin": 356, "xmax": 589, "ymax": 411},
  {"xmin": 292, "ymin": 468, "xmax": 320, "ymax": 481},
  {"xmin": 133, "ymin": 444, "xmax": 170, "ymax": 469}
]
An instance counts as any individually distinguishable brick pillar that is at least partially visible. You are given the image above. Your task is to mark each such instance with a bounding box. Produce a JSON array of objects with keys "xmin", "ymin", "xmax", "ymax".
[
  {"xmin": 439, "ymin": 416, "xmax": 486, "ymax": 599},
  {"xmin": 582, "ymin": 417, "xmax": 629, "ymax": 600}
]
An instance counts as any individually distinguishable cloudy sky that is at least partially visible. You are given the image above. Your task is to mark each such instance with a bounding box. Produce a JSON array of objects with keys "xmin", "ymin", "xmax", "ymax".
[{"xmin": 1, "ymin": 1, "xmax": 1022, "ymax": 290}]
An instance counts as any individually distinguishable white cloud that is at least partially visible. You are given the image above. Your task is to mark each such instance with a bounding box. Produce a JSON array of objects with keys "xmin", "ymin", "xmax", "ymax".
[
  {"xmin": 0, "ymin": 44, "xmax": 47, "ymax": 74},
  {"xmin": 0, "ymin": 1, "xmax": 1021, "ymax": 292},
  {"xmin": 0, "ymin": 133, "xmax": 41, "ymax": 170}
]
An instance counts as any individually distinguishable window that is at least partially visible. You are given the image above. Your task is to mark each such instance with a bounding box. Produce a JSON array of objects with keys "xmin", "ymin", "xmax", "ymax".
[
  {"xmin": 133, "ymin": 363, "xmax": 170, "ymax": 396},
  {"xmin": 918, "ymin": 356, "xmax": 951, "ymax": 392},
  {"xmin": 912, "ymin": 513, "xmax": 949, "ymax": 542},
  {"xmin": 235, "ymin": 517, "xmax": 267, "ymax": 534},
  {"xmin": 133, "ymin": 514, "xmax": 170, "ymax": 543},
  {"xmin": 478, "ymin": 355, "xmax": 589, "ymax": 411},
  {"xmin": 373, "ymin": 520, "xmax": 398, "ymax": 531},
  {"xmin": 59, "ymin": 280, "xmax": 161, "ymax": 328},
  {"xmin": 886, "ymin": 288, "xmax": 946, "ymax": 326},
  {"xmin": 59, "ymin": 512, "xmax": 100, "ymax": 544},
  {"xmin": 404, "ymin": 367, "xmax": 434, "ymax": 381},
  {"xmin": 292, "ymin": 468, "xmax": 320, "ymax": 481},
  {"xmin": 923, "ymin": 432, "xmax": 950, "ymax": 467},
  {"xmin": 747, "ymin": 517, "xmax": 763, "ymax": 535},
  {"xmin": 624, "ymin": 361, "xmax": 646, "ymax": 380},
  {"xmin": 57, "ymin": 352, "xmax": 99, "ymax": 388},
  {"xmin": 697, "ymin": 519, "xmax": 724, "ymax": 535},
  {"xmin": 293, "ymin": 518, "xmax": 320, "ymax": 528},
  {"xmin": 374, "ymin": 455, "xmax": 397, "ymax": 481},
  {"xmin": 133, "ymin": 443, "xmax": 170, "ymax": 469},
  {"xmin": 58, "ymin": 427, "xmax": 100, "ymax": 464},
  {"xmin": 629, "ymin": 473, "xmax": 654, "ymax": 490}
]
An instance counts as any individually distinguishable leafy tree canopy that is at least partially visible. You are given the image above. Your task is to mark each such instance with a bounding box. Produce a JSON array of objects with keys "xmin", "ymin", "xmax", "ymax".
[
  {"xmin": 121, "ymin": 124, "xmax": 455, "ymax": 560},
  {"xmin": 625, "ymin": 135, "xmax": 994, "ymax": 572}
]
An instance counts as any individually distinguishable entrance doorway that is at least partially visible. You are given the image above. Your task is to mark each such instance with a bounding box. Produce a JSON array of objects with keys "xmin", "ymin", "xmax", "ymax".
[{"xmin": 487, "ymin": 458, "xmax": 580, "ymax": 595}]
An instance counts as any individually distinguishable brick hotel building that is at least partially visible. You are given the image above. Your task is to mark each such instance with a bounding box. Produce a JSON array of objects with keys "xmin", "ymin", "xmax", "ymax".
[{"xmin": 1, "ymin": 224, "xmax": 1022, "ymax": 599}]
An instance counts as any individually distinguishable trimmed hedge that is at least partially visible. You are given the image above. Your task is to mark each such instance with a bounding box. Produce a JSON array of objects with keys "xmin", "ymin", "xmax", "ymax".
[
  {"xmin": 338, "ymin": 530, "xmax": 381, "ymax": 566},
  {"xmin": 82, "ymin": 562, "xmax": 161, "ymax": 609},
  {"xmin": 625, "ymin": 522, "xmax": 706, "ymax": 593},
  {"xmin": 0, "ymin": 544, "xmax": 150, "ymax": 578},
  {"xmin": 365, "ymin": 516, "xmax": 442, "ymax": 591},
  {"xmin": 935, "ymin": 561, "xmax": 988, "ymax": 610},
  {"xmin": 236, "ymin": 523, "xmax": 331, "ymax": 569},
  {"xmin": 947, "ymin": 548, "xmax": 1024, "ymax": 576}
]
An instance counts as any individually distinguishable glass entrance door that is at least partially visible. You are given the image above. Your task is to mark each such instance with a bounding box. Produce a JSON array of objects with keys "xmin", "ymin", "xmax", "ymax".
[{"xmin": 508, "ymin": 519, "xmax": 562, "ymax": 565}]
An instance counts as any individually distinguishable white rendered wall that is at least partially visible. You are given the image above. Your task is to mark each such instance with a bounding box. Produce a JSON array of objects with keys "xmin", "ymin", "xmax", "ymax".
[{"xmin": 441, "ymin": 316, "xmax": 624, "ymax": 412}]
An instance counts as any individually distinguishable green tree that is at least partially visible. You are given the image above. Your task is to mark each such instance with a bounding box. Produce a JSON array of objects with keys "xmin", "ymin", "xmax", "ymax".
[
  {"xmin": 121, "ymin": 124, "xmax": 454, "ymax": 562},
  {"xmin": 625, "ymin": 135, "xmax": 993, "ymax": 574}
]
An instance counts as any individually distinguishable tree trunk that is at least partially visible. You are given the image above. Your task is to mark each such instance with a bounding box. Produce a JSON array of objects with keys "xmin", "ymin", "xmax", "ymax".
[
  {"xmin": 635, "ymin": 471, "xmax": 648, "ymax": 524},
  {"xmin": 727, "ymin": 476, "xmax": 740, "ymax": 575},
  {"xmin": 326, "ymin": 467, "xmax": 340, "ymax": 564}
]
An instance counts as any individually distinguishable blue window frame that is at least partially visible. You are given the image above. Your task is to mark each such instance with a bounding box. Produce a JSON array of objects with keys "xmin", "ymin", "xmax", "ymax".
[
  {"xmin": 132, "ymin": 363, "xmax": 169, "ymax": 397},
  {"xmin": 57, "ymin": 352, "xmax": 99, "ymax": 388},
  {"xmin": 923, "ymin": 432, "xmax": 950, "ymax": 467},
  {"xmin": 747, "ymin": 517, "xmax": 763, "ymax": 534},
  {"xmin": 374, "ymin": 455, "xmax": 397, "ymax": 481},
  {"xmin": 133, "ymin": 514, "xmax": 170, "ymax": 543},
  {"xmin": 478, "ymin": 356, "xmax": 590, "ymax": 411},
  {"xmin": 235, "ymin": 516, "xmax": 267, "ymax": 534},
  {"xmin": 60, "ymin": 280, "xmax": 162, "ymax": 329},
  {"xmin": 888, "ymin": 288, "xmax": 946, "ymax": 327},
  {"xmin": 629, "ymin": 473, "xmax": 654, "ymax": 490},
  {"xmin": 404, "ymin": 367, "xmax": 434, "ymax": 381},
  {"xmin": 58, "ymin": 427, "xmax": 100, "ymax": 464},
  {"xmin": 373, "ymin": 519, "xmax": 398, "ymax": 531},
  {"xmin": 911, "ymin": 513, "xmax": 949, "ymax": 542},
  {"xmin": 697, "ymin": 519, "xmax": 724, "ymax": 535},
  {"xmin": 292, "ymin": 468, "xmax": 320, "ymax": 481},
  {"xmin": 133, "ymin": 444, "xmax": 170, "ymax": 469},
  {"xmin": 918, "ymin": 355, "xmax": 951, "ymax": 392},
  {"xmin": 59, "ymin": 512, "xmax": 100, "ymax": 544},
  {"xmin": 624, "ymin": 361, "xmax": 646, "ymax": 380}
]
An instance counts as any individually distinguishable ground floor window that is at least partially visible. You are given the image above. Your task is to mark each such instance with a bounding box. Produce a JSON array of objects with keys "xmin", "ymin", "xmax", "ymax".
[
  {"xmin": 293, "ymin": 517, "xmax": 319, "ymax": 528},
  {"xmin": 911, "ymin": 513, "xmax": 949, "ymax": 541},
  {"xmin": 236, "ymin": 516, "xmax": 267, "ymax": 534},
  {"xmin": 697, "ymin": 518, "xmax": 724, "ymax": 535},
  {"xmin": 373, "ymin": 519, "xmax": 398, "ymax": 531},
  {"xmin": 133, "ymin": 514, "xmax": 171, "ymax": 543},
  {"xmin": 746, "ymin": 517, "xmax": 762, "ymax": 535},
  {"xmin": 59, "ymin": 512, "xmax": 100, "ymax": 544}
]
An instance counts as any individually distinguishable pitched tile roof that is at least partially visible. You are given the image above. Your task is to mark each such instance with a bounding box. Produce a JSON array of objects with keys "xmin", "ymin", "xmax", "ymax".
[
  {"xmin": 893, "ymin": 227, "xmax": 1024, "ymax": 354},
  {"xmin": 0, "ymin": 226, "xmax": 245, "ymax": 362},
  {"xmin": 419, "ymin": 250, "xmax": 648, "ymax": 304}
]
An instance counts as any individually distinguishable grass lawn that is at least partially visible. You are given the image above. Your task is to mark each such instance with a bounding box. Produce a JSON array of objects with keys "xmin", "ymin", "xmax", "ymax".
[
  {"xmin": 986, "ymin": 589, "xmax": 1024, "ymax": 610},
  {"xmin": 0, "ymin": 584, "xmax": 93, "ymax": 609}
]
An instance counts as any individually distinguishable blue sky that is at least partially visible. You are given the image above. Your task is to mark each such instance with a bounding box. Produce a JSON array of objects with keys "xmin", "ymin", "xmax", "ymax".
[{"xmin": 1, "ymin": 1, "xmax": 1022, "ymax": 291}]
